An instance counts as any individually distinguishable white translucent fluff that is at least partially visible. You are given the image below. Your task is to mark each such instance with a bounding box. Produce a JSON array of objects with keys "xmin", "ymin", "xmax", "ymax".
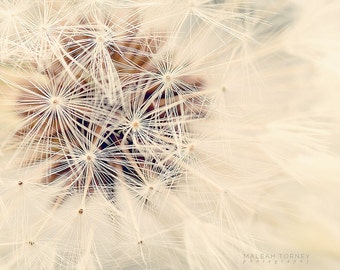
[{"xmin": 1, "ymin": 0, "xmax": 340, "ymax": 269}]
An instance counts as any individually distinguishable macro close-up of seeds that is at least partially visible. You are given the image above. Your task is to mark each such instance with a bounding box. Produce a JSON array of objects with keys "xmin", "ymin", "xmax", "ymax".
[{"xmin": 1, "ymin": 0, "xmax": 340, "ymax": 269}]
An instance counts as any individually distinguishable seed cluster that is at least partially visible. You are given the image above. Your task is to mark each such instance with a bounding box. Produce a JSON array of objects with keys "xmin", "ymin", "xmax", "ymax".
[{"xmin": 11, "ymin": 11, "xmax": 206, "ymax": 197}]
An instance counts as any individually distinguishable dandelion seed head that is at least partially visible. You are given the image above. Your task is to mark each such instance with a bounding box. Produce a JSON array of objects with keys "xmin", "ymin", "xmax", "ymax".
[{"xmin": 1, "ymin": 0, "xmax": 339, "ymax": 269}]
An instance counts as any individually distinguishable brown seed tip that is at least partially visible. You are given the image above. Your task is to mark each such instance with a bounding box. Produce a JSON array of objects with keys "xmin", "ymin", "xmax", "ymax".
[
  {"xmin": 18, "ymin": 181, "xmax": 23, "ymax": 185},
  {"xmin": 78, "ymin": 208, "xmax": 84, "ymax": 214},
  {"xmin": 131, "ymin": 120, "xmax": 140, "ymax": 130},
  {"xmin": 187, "ymin": 144, "xmax": 194, "ymax": 152}
]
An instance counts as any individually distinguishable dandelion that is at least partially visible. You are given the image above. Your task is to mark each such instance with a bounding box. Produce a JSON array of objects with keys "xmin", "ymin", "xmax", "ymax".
[{"xmin": 1, "ymin": 0, "xmax": 340, "ymax": 269}]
